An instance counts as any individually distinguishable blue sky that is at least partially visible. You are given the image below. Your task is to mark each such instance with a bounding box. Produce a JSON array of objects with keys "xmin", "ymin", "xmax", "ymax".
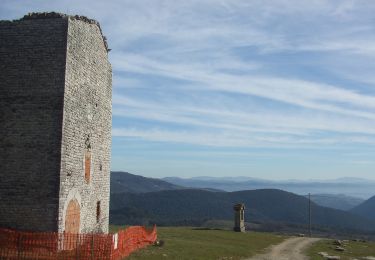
[{"xmin": 2, "ymin": 1, "xmax": 375, "ymax": 180}]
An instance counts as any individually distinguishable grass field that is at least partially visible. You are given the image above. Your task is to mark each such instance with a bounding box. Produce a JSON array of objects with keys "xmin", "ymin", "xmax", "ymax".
[
  {"xmin": 111, "ymin": 226, "xmax": 286, "ymax": 260},
  {"xmin": 307, "ymin": 239, "xmax": 375, "ymax": 260}
]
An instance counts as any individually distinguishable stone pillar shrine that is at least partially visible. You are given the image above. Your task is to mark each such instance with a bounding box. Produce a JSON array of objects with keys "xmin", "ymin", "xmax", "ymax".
[{"xmin": 233, "ymin": 203, "xmax": 245, "ymax": 232}]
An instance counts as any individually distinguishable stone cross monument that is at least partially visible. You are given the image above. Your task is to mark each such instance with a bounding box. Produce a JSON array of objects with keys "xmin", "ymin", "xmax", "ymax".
[{"xmin": 233, "ymin": 203, "xmax": 246, "ymax": 232}]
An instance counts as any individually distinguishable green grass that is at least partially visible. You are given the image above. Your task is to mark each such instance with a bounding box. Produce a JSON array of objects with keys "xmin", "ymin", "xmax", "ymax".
[
  {"xmin": 111, "ymin": 226, "xmax": 286, "ymax": 260},
  {"xmin": 307, "ymin": 239, "xmax": 375, "ymax": 260}
]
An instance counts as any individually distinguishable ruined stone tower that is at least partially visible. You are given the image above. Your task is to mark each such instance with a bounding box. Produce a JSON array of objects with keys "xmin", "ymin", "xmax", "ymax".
[{"xmin": 0, "ymin": 13, "xmax": 112, "ymax": 234}]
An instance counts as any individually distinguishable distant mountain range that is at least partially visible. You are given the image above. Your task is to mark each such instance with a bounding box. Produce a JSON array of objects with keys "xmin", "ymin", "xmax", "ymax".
[
  {"xmin": 308, "ymin": 194, "xmax": 365, "ymax": 211},
  {"xmin": 110, "ymin": 171, "xmax": 223, "ymax": 193},
  {"xmin": 110, "ymin": 189, "xmax": 375, "ymax": 233},
  {"xmin": 351, "ymin": 196, "xmax": 375, "ymax": 220},
  {"xmin": 111, "ymin": 171, "xmax": 184, "ymax": 193},
  {"xmin": 163, "ymin": 176, "xmax": 375, "ymax": 199},
  {"xmin": 109, "ymin": 171, "xmax": 375, "ymax": 234}
]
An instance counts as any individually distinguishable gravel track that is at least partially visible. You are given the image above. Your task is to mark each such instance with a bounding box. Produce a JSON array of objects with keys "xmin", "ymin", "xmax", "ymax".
[{"xmin": 247, "ymin": 237, "xmax": 321, "ymax": 260}]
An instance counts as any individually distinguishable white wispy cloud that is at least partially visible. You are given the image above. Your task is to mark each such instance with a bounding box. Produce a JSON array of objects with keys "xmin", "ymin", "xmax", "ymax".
[
  {"xmin": 112, "ymin": 127, "xmax": 375, "ymax": 148},
  {"xmin": 113, "ymin": 95, "xmax": 375, "ymax": 135},
  {"xmin": 112, "ymin": 53, "xmax": 375, "ymax": 118}
]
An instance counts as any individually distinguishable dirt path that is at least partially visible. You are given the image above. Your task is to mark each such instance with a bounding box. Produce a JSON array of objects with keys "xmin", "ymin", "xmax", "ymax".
[{"xmin": 247, "ymin": 237, "xmax": 321, "ymax": 260}]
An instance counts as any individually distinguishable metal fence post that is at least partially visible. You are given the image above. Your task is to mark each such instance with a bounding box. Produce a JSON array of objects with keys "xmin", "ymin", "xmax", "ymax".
[
  {"xmin": 91, "ymin": 234, "xmax": 94, "ymax": 260},
  {"xmin": 75, "ymin": 234, "xmax": 80, "ymax": 260},
  {"xmin": 17, "ymin": 233, "xmax": 21, "ymax": 259}
]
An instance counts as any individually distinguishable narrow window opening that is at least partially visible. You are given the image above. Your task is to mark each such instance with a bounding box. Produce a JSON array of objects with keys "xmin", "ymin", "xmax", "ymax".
[
  {"xmin": 96, "ymin": 201, "xmax": 101, "ymax": 223},
  {"xmin": 84, "ymin": 136, "xmax": 91, "ymax": 183},
  {"xmin": 85, "ymin": 150, "xmax": 91, "ymax": 183}
]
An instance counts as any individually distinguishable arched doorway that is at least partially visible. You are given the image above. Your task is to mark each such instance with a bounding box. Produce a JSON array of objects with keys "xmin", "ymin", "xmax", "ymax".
[{"xmin": 65, "ymin": 199, "xmax": 80, "ymax": 234}]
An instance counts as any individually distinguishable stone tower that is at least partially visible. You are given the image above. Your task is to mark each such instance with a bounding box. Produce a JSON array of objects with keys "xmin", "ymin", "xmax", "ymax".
[
  {"xmin": 233, "ymin": 203, "xmax": 245, "ymax": 232},
  {"xmin": 0, "ymin": 13, "xmax": 112, "ymax": 234}
]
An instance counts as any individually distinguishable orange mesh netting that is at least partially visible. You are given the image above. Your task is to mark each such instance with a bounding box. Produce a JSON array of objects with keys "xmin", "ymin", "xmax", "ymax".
[{"xmin": 0, "ymin": 225, "xmax": 157, "ymax": 260}]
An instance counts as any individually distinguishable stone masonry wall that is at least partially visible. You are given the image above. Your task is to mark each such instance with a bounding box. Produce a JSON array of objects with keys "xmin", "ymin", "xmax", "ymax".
[
  {"xmin": 58, "ymin": 17, "xmax": 112, "ymax": 234},
  {"xmin": 0, "ymin": 17, "xmax": 68, "ymax": 231}
]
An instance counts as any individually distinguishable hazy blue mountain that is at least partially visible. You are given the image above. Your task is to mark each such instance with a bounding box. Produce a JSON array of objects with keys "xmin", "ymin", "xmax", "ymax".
[
  {"xmin": 308, "ymin": 194, "xmax": 364, "ymax": 211},
  {"xmin": 351, "ymin": 196, "xmax": 375, "ymax": 220},
  {"xmin": 110, "ymin": 189, "xmax": 375, "ymax": 232},
  {"xmin": 111, "ymin": 171, "xmax": 222, "ymax": 193},
  {"xmin": 163, "ymin": 176, "xmax": 375, "ymax": 199},
  {"xmin": 111, "ymin": 171, "xmax": 184, "ymax": 193}
]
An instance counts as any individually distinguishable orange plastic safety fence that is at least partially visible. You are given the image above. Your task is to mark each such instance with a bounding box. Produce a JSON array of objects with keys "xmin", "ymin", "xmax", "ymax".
[
  {"xmin": 0, "ymin": 225, "xmax": 157, "ymax": 260},
  {"xmin": 111, "ymin": 225, "xmax": 157, "ymax": 260}
]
